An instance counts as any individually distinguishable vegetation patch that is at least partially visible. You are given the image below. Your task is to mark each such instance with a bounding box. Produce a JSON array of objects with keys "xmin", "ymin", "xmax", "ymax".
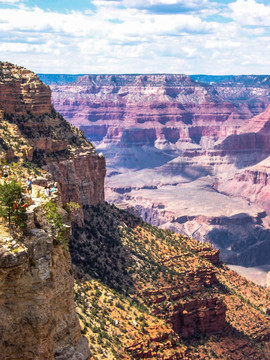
[
  {"xmin": 44, "ymin": 200, "xmax": 68, "ymax": 247},
  {"xmin": 0, "ymin": 179, "xmax": 27, "ymax": 230},
  {"xmin": 72, "ymin": 203, "xmax": 270, "ymax": 360}
]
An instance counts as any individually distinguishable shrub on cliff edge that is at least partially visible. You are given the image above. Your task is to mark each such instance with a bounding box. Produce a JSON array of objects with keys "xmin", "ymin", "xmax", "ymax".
[
  {"xmin": 44, "ymin": 200, "xmax": 67, "ymax": 247},
  {"xmin": 0, "ymin": 179, "xmax": 27, "ymax": 229}
]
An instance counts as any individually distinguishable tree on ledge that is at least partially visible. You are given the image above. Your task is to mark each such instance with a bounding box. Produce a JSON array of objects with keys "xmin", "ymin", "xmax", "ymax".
[{"xmin": 0, "ymin": 180, "xmax": 27, "ymax": 229}]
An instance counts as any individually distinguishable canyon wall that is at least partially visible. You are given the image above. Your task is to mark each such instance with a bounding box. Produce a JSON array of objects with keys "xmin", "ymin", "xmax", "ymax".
[
  {"xmin": 46, "ymin": 74, "xmax": 270, "ymax": 154},
  {"xmin": 0, "ymin": 62, "xmax": 109, "ymax": 358},
  {"xmin": 46, "ymin": 74, "xmax": 270, "ymax": 174},
  {"xmin": 43, "ymin": 73, "xmax": 270, "ymax": 268}
]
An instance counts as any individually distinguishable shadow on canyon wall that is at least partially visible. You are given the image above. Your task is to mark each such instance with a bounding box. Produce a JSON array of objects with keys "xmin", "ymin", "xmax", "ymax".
[
  {"xmin": 159, "ymin": 163, "xmax": 213, "ymax": 180},
  {"xmin": 216, "ymin": 132, "xmax": 270, "ymax": 169},
  {"xmin": 207, "ymin": 212, "xmax": 270, "ymax": 267},
  {"xmin": 69, "ymin": 203, "xmax": 141, "ymax": 294}
]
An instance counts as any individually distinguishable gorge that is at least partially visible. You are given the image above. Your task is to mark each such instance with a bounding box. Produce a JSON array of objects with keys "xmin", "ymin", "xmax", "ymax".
[
  {"xmin": 39, "ymin": 73, "xmax": 270, "ymax": 270},
  {"xmin": 2, "ymin": 62, "xmax": 270, "ymax": 359}
]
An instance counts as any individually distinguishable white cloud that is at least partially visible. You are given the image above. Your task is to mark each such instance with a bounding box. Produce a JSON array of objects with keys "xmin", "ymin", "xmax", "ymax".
[
  {"xmin": 0, "ymin": 0, "xmax": 269, "ymax": 74},
  {"xmin": 226, "ymin": 0, "xmax": 270, "ymax": 26},
  {"xmin": 122, "ymin": 0, "xmax": 209, "ymax": 9},
  {"xmin": 0, "ymin": 0, "xmax": 20, "ymax": 3}
]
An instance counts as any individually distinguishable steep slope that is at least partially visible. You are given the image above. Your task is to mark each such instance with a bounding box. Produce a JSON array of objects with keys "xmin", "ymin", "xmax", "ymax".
[
  {"xmin": 0, "ymin": 61, "xmax": 106, "ymax": 359},
  {"xmin": 71, "ymin": 203, "xmax": 270, "ymax": 360},
  {"xmin": 0, "ymin": 62, "xmax": 106, "ymax": 225}
]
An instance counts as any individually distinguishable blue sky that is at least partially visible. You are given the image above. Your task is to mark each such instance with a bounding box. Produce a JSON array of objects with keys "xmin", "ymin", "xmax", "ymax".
[{"xmin": 0, "ymin": 0, "xmax": 270, "ymax": 74}]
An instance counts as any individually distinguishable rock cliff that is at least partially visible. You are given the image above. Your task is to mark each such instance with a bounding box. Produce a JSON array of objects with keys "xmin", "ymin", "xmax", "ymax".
[
  {"xmin": 0, "ymin": 61, "xmax": 106, "ymax": 224},
  {"xmin": 0, "ymin": 200, "xmax": 90, "ymax": 360},
  {"xmin": 0, "ymin": 62, "xmax": 107, "ymax": 359}
]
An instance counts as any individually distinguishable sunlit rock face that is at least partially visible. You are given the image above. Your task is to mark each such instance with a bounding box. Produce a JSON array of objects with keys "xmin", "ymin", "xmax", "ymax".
[
  {"xmin": 0, "ymin": 62, "xmax": 51, "ymax": 116},
  {"xmin": 0, "ymin": 201, "xmax": 91, "ymax": 360}
]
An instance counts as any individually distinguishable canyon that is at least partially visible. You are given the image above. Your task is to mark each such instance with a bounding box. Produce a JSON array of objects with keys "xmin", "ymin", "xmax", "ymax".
[
  {"xmin": 2, "ymin": 62, "xmax": 270, "ymax": 359},
  {"xmin": 40, "ymin": 73, "xmax": 270, "ymax": 269}
]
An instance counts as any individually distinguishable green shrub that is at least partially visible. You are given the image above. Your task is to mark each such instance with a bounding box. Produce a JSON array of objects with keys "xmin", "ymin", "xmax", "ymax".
[
  {"xmin": 0, "ymin": 179, "xmax": 27, "ymax": 229},
  {"xmin": 44, "ymin": 201, "xmax": 67, "ymax": 247}
]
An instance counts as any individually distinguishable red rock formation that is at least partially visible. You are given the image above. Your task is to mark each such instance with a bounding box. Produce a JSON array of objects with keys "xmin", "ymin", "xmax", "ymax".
[
  {"xmin": 0, "ymin": 62, "xmax": 51, "ymax": 116},
  {"xmin": 49, "ymin": 74, "xmax": 270, "ymax": 152},
  {"xmin": 169, "ymin": 298, "xmax": 226, "ymax": 337},
  {"xmin": 0, "ymin": 62, "xmax": 106, "ymax": 218}
]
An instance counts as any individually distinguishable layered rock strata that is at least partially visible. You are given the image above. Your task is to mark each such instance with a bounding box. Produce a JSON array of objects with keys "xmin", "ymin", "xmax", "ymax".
[
  {"xmin": 0, "ymin": 62, "xmax": 107, "ymax": 359},
  {"xmin": 0, "ymin": 200, "xmax": 90, "ymax": 360},
  {"xmin": 47, "ymin": 74, "xmax": 270, "ymax": 159},
  {"xmin": 0, "ymin": 61, "xmax": 106, "ymax": 222},
  {"xmin": 0, "ymin": 62, "xmax": 51, "ymax": 115}
]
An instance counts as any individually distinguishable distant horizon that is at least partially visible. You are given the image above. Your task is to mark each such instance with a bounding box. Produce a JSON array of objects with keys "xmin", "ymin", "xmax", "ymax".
[{"xmin": 37, "ymin": 73, "xmax": 269, "ymax": 76}]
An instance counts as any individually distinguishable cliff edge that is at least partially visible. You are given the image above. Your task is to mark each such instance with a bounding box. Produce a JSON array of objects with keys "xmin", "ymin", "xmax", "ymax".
[
  {"xmin": 0, "ymin": 61, "xmax": 106, "ymax": 359},
  {"xmin": 0, "ymin": 197, "xmax": 90, "ymax": 359}
]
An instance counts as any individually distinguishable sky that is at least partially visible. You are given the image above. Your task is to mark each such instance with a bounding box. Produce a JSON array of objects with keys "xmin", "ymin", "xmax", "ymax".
[{"xmin": 0, "ymin": 0, "xmax": 270, "ymax": 74}]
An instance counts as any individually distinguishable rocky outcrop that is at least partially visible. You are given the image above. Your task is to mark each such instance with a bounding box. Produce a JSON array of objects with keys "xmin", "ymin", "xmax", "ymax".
[
  {"xmin": 0, "ymin": 62, "xmax": 51, "ymax": 116},
  {"xmin": 45, "ymin": 151, "xmax": 105, "ymax": 208},
  {"xmin": 0, "ymin": 201, "xmax": 90, "ymax": 360},
  {"xmin": 126, "ymin": 325, "xmax": 188, "ymax": 359},
  {"xmin": 0, "ymin": 62, "xmax": 106, "ymax": 215},
  {"xmin": 0, "ymin": 62, "xmax": 105, "ymax": 359},
  {"xmin": 168, "ymin": 297, "xmax": 226, "ymax": 338},
  {"xmin": 142, "ymin": 265, "xmax": 226, "ymax": 337}
]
